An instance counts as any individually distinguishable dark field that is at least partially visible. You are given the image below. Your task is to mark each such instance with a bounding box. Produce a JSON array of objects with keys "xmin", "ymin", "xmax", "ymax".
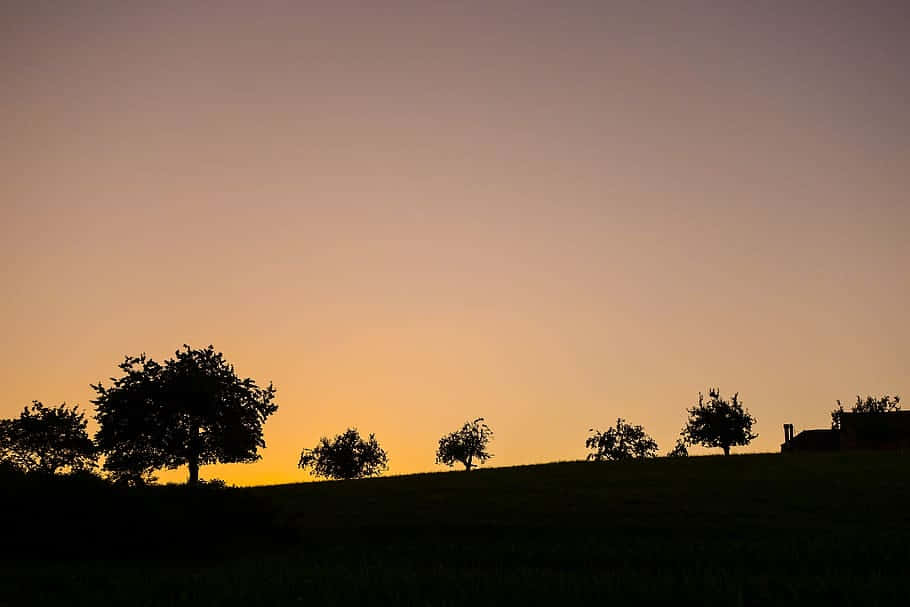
[{"xmin": 3, "ymin": 453, "xmax": 909, "ymax": 606}]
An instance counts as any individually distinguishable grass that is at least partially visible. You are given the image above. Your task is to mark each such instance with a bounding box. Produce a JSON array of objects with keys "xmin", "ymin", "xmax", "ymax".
[{"xmin": 3, "ymin": 452, "xmax": 909, "ymax": 606}]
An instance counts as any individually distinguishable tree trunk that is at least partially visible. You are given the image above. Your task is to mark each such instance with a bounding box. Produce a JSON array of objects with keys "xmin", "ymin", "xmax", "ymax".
[
  {"xmin": 188, "ymin": 456, "xmax": 199, "ymax": 485},
  {"xmin": 722, "ymin": 445, "xmax": 730, "ymax": 456},
  {"xmin": 464, "ymin": 459, "xmax": 473, "ymax": 471},
  {"xmin": 188, "ymin": 423, "xmax": 200, "ymax": 485}
]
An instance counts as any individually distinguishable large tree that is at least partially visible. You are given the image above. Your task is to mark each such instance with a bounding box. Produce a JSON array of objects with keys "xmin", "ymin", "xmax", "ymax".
[
  {"xmin": 681, "ymin": 388, "xmax": 757, "ymax": 456},
  {"xmin": 92, "ymin": 345, "xmax": 278, "ymax": 485},
  {"xmin": 435, "ymin": 418, "xmax": 494, "ymax": 471},
  {"xmin": 586, "ymin": 418, "xmax": 658, "ymax": 461},
  {"xmin": 298, "ymin": 428, "xmax": 389, "ymax": 480},
  {"xmin": 0, "ymin": 401, "xmax": 97, "ymax": 474}
]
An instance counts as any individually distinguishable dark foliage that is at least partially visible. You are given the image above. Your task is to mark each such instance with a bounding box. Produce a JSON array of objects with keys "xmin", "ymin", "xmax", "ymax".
[
  {"xmin": 586, "ymin": 418, "xmax": 658, "ymax": 461},
  {"xmin": 666, "ymin": 438, "xmax": 689, "ymax": 457},
  {"xmin": 0, "ymin": 401, "xmax": 97, "ymax": 474},
  {"xmin": 435, "ymin": 417, "xmax": 494, "ymax": 470},
  {"xmin": 0, "ymin": 457, "xmax": 26, "ymax": 478},
  {"xmin": 831, "ymin": 394, "xmax": 901, "ymax": 429},
  {"xmin": 298, "ymin": 428, "xmax": 388, "ymax": 480},
  {"xmin": 680, "ymin": 388, "xmax": 757, "ymax": 456},
  {"xmin": 198, "ymin": 477, "xmax": 229, "ymax": 489},
  {"xmin": 92, "ymin": 345, "xmax": 278, "ymax": 485}
]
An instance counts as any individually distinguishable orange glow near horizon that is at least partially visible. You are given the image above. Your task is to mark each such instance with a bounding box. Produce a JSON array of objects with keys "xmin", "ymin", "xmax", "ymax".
[{"xmin": 2, "ymin": 3, "xmax": 908, "ymax": 486}]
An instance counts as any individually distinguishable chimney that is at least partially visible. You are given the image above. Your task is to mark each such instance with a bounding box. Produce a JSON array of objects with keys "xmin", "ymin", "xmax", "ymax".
[{"xmin": 783, "ymin": 423, "xmax": 794, "ymax": 442}]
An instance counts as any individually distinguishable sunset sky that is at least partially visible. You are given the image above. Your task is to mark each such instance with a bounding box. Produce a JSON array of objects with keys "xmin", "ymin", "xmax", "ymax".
[{"xmin": 2, "ymin": 1, "xmax": 907, "ymax": 486}]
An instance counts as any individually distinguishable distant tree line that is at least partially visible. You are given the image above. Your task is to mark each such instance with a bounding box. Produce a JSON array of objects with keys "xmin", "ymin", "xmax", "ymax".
[
  {"xmin": 584, "ymin": 388, "xmax": 758, "ymax": 461},
  {"xmin": 0, "ymin": 345, "xmax": 901, "ymax": 484},
  {"xmin": 296, "ymin": 417, "xmax": 494, "ymax": 480}
]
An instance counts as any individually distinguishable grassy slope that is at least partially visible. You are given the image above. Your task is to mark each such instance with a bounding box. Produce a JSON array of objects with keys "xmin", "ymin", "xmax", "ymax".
[{"xmin": 4, "ymin": 453, "xmax": 910, "ymax": 606}]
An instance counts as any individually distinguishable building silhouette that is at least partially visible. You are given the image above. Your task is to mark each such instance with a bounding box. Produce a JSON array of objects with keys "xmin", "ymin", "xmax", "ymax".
[{"xmin": 781, "ymin": 411, "xmax": 910, "ymax": 453}]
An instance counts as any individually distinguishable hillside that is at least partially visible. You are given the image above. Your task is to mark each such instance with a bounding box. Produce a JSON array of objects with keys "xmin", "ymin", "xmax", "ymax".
[{"xmin": 3, "ymin": 453, "xmax": 910, "ymax": 606}]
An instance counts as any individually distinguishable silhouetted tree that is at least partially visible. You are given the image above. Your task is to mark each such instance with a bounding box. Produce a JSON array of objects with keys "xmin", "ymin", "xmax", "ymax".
[
  {"xmin": 681, "ymin": 389, "xmax": 756, "ymax": 456},
  {"xmin": 831, "ymin": 394, "xmax": 901, "ymax": 429},
  {"xmin": 92, "ymin": 345, "xmax": 278, "ymax": 485},
  {"xmin": 435, "ymin": 418, "xmax": 494, "ymax": 471},
  {"xmin": 586, "ymin": 418, "xmax": 658, "ymax": 461},
  {"xmin": 0, "ymin": 401, "xmax": 97, "ymax": 474},
  {"xmin": 666, "ymin": 438, "xmax": 689, "ymax": 457},
  {"xmin": 298, "ymin": 428, "xmax": 388, "ymax": 480}
]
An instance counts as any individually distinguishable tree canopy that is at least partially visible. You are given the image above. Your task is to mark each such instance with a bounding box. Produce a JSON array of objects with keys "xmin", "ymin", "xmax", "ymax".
[
  {"xmin": 586, "ymin": 418, "xmax": 658, "ymax": 461},
  {"xmin": 298, "ymin": 428, "xmax": 388, "ymax": 480},
  {"xmin": 680, "ymin": 388, "xmax": 757, "ymax": 456},
  {"xmin": 92, "ymin": 345, "xmax": 278, "ymax": 485},
  {"xmin": 0, "ymin": 401, "xmax": 97, "ymax": 474},
  {"xmin": 435, "ymin": 418, "xmax": 494, "ymax": 471},
  {"xmin": 831, "ymin": 394, "xmax": 901, "ymax": 429}
]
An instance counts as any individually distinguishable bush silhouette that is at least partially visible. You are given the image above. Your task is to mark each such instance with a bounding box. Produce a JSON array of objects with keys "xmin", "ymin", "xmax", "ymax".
[
  {"xmin": 92, "ymin": 345, "xmax": 278, "ymax": 485},
  {"xmin": 298, "ymin": 428, "xmax": 389, "ymax": 480},
  {"xmin": 586, "ymin": 418, "xmax": 658, "ymax": 461},
  {"xmin": 666, "ymin": 438, "xmax": 689, "ymax": 457},
  {"xmin": 0, "ymin": 401, "xmax": 97, "ymax": 474},
  {"xmin": 436, "ymin": 418, "xmax": 494, "ymax": 471},
  {"xmin": 681, "ymin": 388, "xmax": 757, "ymax": 456}
]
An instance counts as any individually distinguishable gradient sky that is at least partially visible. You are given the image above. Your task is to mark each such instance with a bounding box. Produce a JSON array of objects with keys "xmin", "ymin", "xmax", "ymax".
[{"xmin": 2, "ymin": 1, "xmax": 908, "ymax": 486}]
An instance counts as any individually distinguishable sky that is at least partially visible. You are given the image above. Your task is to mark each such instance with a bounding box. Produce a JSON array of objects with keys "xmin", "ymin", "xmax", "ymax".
[{"xmin": 2, "ymin": 1, "xmax": 908, "ymax": 486}]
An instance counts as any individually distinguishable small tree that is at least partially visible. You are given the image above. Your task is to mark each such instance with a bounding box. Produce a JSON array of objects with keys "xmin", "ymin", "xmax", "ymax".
[
  {"xmin": 93, "ymin": 345, "xmax": 278, "ymax": 485},
  {"xmin": 435, "ymin": 418, "xmax": 494, "ymax": 471},
  {"xmin": 0, "ymin": 401, "xmax": 97, "ymax": 474},
  {"xmin": 298, "ymin": 428, "xmax": 388, "ymax": 480},
  {"xmin": 586, "ymin": 418, "xmax": 658, "ymax": 461},
  {"xmin": 666, "ymin": 438, "xmax": 689, "ymax": 458},
  {"xmin": 681, "ymin": 388, "xmax": 757, "ymax": 456},
  {"xmin": 831, "ymin": 394, "xmax": 901, "ymax": 429}
]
